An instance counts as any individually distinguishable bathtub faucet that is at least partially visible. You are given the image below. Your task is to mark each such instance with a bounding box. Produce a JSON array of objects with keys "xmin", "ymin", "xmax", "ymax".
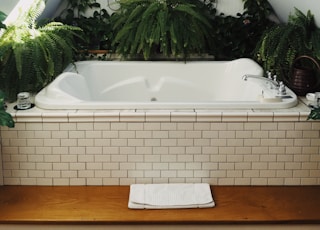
[{"xmin": 242, "ymin": 74, "xmax": 280, "ymax": 89}]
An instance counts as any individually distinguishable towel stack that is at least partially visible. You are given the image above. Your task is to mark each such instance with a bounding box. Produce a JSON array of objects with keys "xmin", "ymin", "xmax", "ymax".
[{"xmin": 128, "ymin": 183, "xmax": 215, "ymax": 209}]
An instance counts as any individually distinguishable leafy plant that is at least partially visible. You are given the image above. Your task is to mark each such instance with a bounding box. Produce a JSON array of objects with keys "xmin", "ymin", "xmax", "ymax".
[
  {"xmin": 111, "ymin": 0, "xmax": 215, "ymax": 60},
  {"xmin": 0, "ymin": 11, "xmax": 6, "ymax": 30},
  {"xmin": 56, "ymin": 0, "xmax": 113, "ymax": 50},
  {"xmin": 308, "ymin": 107, "xmax": 320, "ymax": 120},
  {"xmin": 0, "ymin": 0, "xmax": 82, "ymax": 101},
  {"xmin": 254, "ymin": 8, "xmax": 320, "ymax": 80},
  {"xmin": 0, "ymin": 90, "xmax": 14, "ymax": 128},
  {"xmin": 210, "ymin": 0, "xmax": 275, "ymax": 60}
]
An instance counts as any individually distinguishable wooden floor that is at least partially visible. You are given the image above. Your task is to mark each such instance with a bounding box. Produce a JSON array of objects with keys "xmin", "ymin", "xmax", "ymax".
[{"xmin": 0, "ymin": 186, "xmax": 320, "ymax": 225}]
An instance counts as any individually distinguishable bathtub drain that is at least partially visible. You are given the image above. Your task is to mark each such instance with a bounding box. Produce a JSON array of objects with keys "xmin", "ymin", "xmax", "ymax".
[{"xmin": 151, "ymin": 97, "xmax": 157, "ymax": 102}]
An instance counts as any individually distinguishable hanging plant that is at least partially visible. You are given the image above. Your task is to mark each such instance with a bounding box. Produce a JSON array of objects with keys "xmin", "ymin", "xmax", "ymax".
[
  {"xmin": 0, "ymin": 0, "xmax": 82, "ymax": 101},
  {"xmin": 111, "ymin": 0, "xmax": 215, "ymax": 60}
]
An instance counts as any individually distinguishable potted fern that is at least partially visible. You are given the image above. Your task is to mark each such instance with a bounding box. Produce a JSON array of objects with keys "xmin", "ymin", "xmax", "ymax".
[
  {"xmin": 254, "ymin": 8, "xmax": 320, "ymax": 95},
  {"xmin": 0, "ymin": 0, "xmax": 82, "ymax": 101},
  {"xmin": 111, "ymin": 0, "xmax": 215, "ymax": 60}
]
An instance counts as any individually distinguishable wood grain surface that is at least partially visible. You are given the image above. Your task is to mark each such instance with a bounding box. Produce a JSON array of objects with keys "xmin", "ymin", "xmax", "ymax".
[{"xmin": 0, "ymin": 186, "xmax": 319, "ymax": 224}]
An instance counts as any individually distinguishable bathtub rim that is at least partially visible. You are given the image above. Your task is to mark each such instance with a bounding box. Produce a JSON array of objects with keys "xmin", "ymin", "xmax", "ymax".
[{"xmin": 34, "ymin": 59, "xmax": 298, "ymax": 110}]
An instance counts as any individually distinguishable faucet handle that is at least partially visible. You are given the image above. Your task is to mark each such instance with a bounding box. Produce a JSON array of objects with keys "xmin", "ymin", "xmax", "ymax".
[
  {"xmin": 267, "ymin": 71, "xmax": 272, "ymax": 80},
  {"xmin": 273, "ymin": 75, "xmax": 277, "ymax": 82},
  {"xmin": 278, "ymin": 81, "xmax": 286, "ymax": 95}
]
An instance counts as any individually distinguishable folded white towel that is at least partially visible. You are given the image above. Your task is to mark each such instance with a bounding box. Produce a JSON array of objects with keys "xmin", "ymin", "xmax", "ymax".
[{"xmin": 128, "ymin": 183, "xmax": 215, "ymax": 209}]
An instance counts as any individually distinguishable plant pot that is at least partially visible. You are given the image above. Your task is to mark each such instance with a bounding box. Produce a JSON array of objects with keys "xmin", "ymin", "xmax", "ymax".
[{"xmin": 287, "ymin": 55, "xmax": 320, "ymax": 96}]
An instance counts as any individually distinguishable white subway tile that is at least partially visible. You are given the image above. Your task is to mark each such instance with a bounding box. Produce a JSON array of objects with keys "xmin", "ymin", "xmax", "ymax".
[
  {"xmin": 20, "ymin": 178, "xmax": 37, "ymax": 185},
  {"xmin": 103, "ymin": 163, "xmax": 119, "ymax": 170},
  {"xmin": 144, "ymin": 155, "xmax": 160, "ymax": 163},
  {"xmin": 61, "ymin": 170, "xmax": 77, "ymax": 178},
  {"xmin": 127, "ymin": 139, "xmax": 143, "ymax": 147},
  {"xmin": 70, "ymin": 178, "xmax": 86, "ymax": 186},
  {"xmin": 251, "ymin": 178, "xmax": 268, "ymax": 185},
  {"xmin": 273, "ymin": 112, "xmax": 300, "ymax": 122},
  {"xmin": 42, "ymin": 113, "xmax": 69, "ymax": 123},
  {"xmin": 153, "ymin": 163, "xmax": 169, "ymax": 170},
  {"xmin": 120, "ymin": 112, "xmax": 145, "ymax": 122},
  {"xmin": 70, "ymin": 163, "xmax": 86, "ymax": 170},
  {"xmin": 68, "ymin": 113, "xmax": 94, "ymax": 122},
  {"xmin": 94, "ymin": 112, "xmax": 119, "ymax": 122},
  {"xmin": 128, "ymin": 170, "xmax": 143, "ymax": 178},
  {"xmin": 196, "ymin": 112, "xmax": 221, "ymax": 122},
  {"xmin": 87, "ymin": 178, "xmax": 103, "ymax": 185},
  {"xmin": 177, "ymin": 123, "xmax": 194, "ymax": 130},
  {"xmin": 111, "ymin": 155, "xmax": 127, "ymax": 163},
  {"xmin": 160, "ymin": 155, "xmax": 177, "ymax": 162},
  {"xmin": 111, "ymin": 170, "xmax": 127, "ymax": 178},
  {"xmin": 36, "ymin": 178, "xmax": 53, "ymax": 185},
  {"xmin": 127, "ymin": 121, "xmax": 145, "ymax": 130},
  {"xmin": 177, "ymin": 170, "xmax": 193, "ymax": 178},
  {"xmin": 54, "ymin": 178, "xmax": 70, "ymax": 186},
  {"xmin": 145, "ymin": 170, "xmax": 160, "ymax": 178},
  {"xmin": 78, "ymin": 170, "xmax": 94, "ymax": 178},
  {"xmin": 45, "ymin": 170, "xmax": 61, "ymax": 178},
  {"xmin": 44, "ymin": 155, "xmax": 60, "ymax": 163},
  {"xmin": 161, "ymin": 139, "xmax": 177, "ymax": 147},
  {"xmin": 119, "ymin": 162, "xmax": 135, "ymax": 170},
  {"xmin": 44, "ymin": 139, "xmax": 60, "ymax": 147},
  {"xmin": 136, "ymin": 163, "xmax": 152, "ymax": 170},
  {"xmin": 160, "ymin": 123, "xmax": 177, "ymax": 130},
  {"xmin": 248, "ymin": 112, "xmax": 273, "ymax": 122},
  {"xmin": 87, "ymin": 162, "xmax": 103, "ymax": 170},
  {"xmin": 171, "ymin": 112, "xmax": 196, "ymax": 122},
  {"xmin": 120, "ymin": 178, "xmax": 136, "ymax": 185},
  {"xmin": 222, "ymin": 112, "xmax": 248, "ymax": 122},
  {"xmin": 61, "ymin": 139, "xmax": 77, "ymax": 147},
  {"xmin": 218, "ymin": 178, "xmax": 235, "ymax": 185}
]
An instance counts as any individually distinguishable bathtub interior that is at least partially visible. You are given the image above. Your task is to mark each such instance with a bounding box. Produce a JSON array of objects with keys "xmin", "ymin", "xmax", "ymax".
[{"xmin": 35, "ymin": 59, "xmax": 298, "ymax": 109}]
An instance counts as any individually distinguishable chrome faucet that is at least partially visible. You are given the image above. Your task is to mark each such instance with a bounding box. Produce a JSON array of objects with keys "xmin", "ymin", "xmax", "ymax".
[
  {"xmin": 242, "ymin": 74, "xmax": 280, "ymax": 89},
  {"xmin": 242, "ymin": 74, "xmax": 288, "ymax": 96}
]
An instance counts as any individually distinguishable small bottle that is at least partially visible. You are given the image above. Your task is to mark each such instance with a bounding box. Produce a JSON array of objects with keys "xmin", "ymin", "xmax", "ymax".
[{"xmin": 17, "ymin": 92, "xmax": 31, "ymax": 110}]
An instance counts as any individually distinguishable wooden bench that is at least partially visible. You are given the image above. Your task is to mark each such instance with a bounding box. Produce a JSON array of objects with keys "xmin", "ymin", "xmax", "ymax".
[{"xmin": 0, "ymin": 186, "xmax": 320, "ymax": 227}]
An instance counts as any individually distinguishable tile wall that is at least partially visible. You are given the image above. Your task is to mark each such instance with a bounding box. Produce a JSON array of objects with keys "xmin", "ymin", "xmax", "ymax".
[{"xmin": 0, "ymin": 104, "xmax": 319, "ymax": 186}]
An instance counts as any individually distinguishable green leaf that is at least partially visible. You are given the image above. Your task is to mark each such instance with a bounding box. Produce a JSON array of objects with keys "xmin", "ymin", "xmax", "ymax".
[
  {"xmin": 0, "ymin": 11, "xmax": 7, "ymax": 21},
  {"xmin": 0, "ymin": 90, "xmax": 14, "ymax": 128},
  {"xmin": 0, "ymin": 110, "xmax": 15, "ymax": 128},
  {"xmin": 307, "ymin": 108, "xmax": 320, "ymax": 120}
]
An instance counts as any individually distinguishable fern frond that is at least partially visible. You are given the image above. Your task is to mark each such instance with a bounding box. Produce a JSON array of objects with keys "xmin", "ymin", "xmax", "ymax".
[{"xmin": 112, "ymin": 0, "xmax": 213, "ymax": 60}]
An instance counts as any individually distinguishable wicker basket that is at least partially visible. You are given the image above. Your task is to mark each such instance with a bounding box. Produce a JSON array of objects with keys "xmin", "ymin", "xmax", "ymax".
[{"xmin": 287, "ymin": 55, "xmax": 320, "ymax": 96}]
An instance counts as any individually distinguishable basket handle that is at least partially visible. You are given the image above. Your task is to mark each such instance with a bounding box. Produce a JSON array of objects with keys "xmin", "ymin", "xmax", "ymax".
[{"xmin": 293, "ymin": 55, "xmax": 320, "ymax": 71}]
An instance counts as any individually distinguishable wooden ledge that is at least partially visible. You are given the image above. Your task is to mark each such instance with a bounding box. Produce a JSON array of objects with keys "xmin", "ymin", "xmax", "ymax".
[{"xmin": 0, "ymin": 186, "xmax": 320, "ymax": 225}]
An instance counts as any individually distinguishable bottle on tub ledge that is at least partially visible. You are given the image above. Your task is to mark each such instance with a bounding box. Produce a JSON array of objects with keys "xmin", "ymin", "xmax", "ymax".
[{"xmin": 16, "ymin": 92, "xmax": 33, "ymax": 110}]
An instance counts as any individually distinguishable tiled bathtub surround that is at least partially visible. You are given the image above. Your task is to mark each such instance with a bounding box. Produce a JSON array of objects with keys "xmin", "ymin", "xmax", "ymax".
[{"xmin": 0, "ymin": 101, "xmax": 319, "ymax": 186}]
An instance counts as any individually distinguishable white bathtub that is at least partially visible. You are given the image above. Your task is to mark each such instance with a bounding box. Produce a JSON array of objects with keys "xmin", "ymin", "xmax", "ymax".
[{"xmin": 35, "ymin": 59, "xmax": 298, "ymax": 110}]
